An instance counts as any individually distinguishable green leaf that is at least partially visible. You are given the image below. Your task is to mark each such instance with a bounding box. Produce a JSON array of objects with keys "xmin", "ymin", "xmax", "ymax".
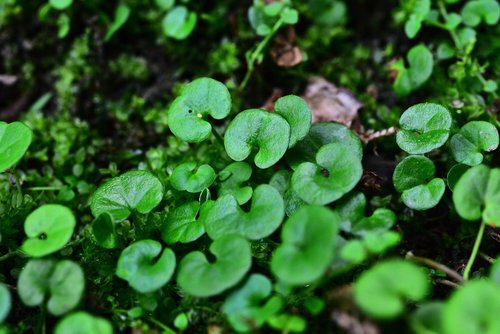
[
  {"xmin": 162, "ymin": 6, "xmax": 197, "ymax": 40},
  {"xmin": 116, "ymin": 240, "xmax": 176, "ymax": 293},
  {"xmin": 447, "ymin": 164, "xmax": 470, "ymax": 191},
  {"xmin": 452, "ymin": 165, "xmax": 500, "ymax": 226},
  {"xmin": 291, "ymin": 143, "xmax": 362, "ymax": 205},
  {"xmin": 91, "ymin": 170, "xmax": 163, "ymax": 222},
  {"xmin": 443, "ymin": 280, "xmax": 500, "ymax": 334},
  {"xmin": 177, "ymin": 234, "xmax": 251, "ymax": 297},
  {"xmin": 0, "ymin": 285, "xmax": 11, "ymax": 323},
  {"xmin": 451, "ymin": 121, "xmax": 499, "ymax": 166},
  {"xmin": 155, "ymin": 0, "xmax": 175, "ymax": 10},
  {"xmin": 393, "ymin": 155, "xmax": 445, "ymax": 210},
  {"xmin": 411, "ymin": 302, "xmax": 445, "ymax": 334},
  {"xmin": 49, "ymin": 0, "xmax": 73, "ymax": 10},
  {"xmin": 218, "ymin": 162, "xmax": 253, "ymax": 205},
  {"xmin": 57, "ymin": 13, "xmax": 70, "ymax": 38},
  {"xmin": 270, "ymin": 170, "xmax": 306, "ymax": 216},
  {"xmin": 105, "ymin": 4, "xmax": 130, "ymax": 42},
  {"xmin": 162, "ymin": 201, "xmax": 204, "ymax": 244},
  {"xmin": 21, "ymin": 204, "xmax": 76, "ymax": 257},
  {"xmin": 268, "ymin": 314, "xmax": 307, "ymax": 333},
  {"xmin": 404, "ymin": 0, "xmax": 431, "ymax": 38},
  {"xmin": 271, "ymin": 205, "xmax": 340, "ymax": 285},
  {"xmin": 0, "ymin": 121, "xmax": 33, "ymax": 173},
  {"xmin": 354, "ymin": 260, "xmax": 429, "ymax": 319},
  {"xmin": 392, "ymin": 45, "xmax": 434, "ymax": 97},
  {"xmin": 273, "ymin": 95, "xmax": 311, "ymax": 148},
  {"xmin": 55, "ymin": 312, "xmax": 113, "ymax": 334},
  {"xmin": 168, "ymin": 78, "xmax": 231, "ymax": 143},
  {"xmin": 280, "ymin": 8, "xmax": 299, "ymax": 25},
  {"xmin": 18, "ymin": 259, "xmax": 84, "ymax": 316},
  {"xmin": 170, "ymin": 162, "xmax": 216, "ymax": 193},
  {"xmin": 397, "ymin": 103, "xmax": 452, "ymax": 154},
  {"xmin": 224, "ymin": 109, "xmax": 291, "ymax": 169},
  {"xmin": 461, "ymin": 0, "xmax": 500, "ymax": 27},
  {"xmin": 91, "ymin": 212, "xmax": 117, "ymax": 249},
  {"xmin": 204, "ymin": 184, "xmax": 284, "ymax": 240}
]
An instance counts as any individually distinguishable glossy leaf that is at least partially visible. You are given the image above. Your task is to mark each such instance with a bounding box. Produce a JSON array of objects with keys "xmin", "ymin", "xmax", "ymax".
[
  {"xmin": 218, "ymin": 162, "xmax": 253, "ymax": 205},
  {"xmin": 397, "ymin": 103, "xmax": 452, "ymax": 154},
  {"xmin": 168, "ymin": 78, "xmax": 231, "ymax": 142},
  {"xmin": 271, "ymin": 205, "xmax": 340, "ymax": 285},
  {"xmin": 0, "ymin": 285, "xmax": 10, "ymax": 323},
  {"xmin": 392, "ymin": 45, "xmax": 434, "ymax": 97},
  {"xmin": 162, "ymin": 201, "xmax": 204, "ymax": 244},
  {"xmin": 461, "ymin": 0, "xmax": 500, "ymax": 27},
  {"xmin": 204, "ymin": 184, "xmax": 285, "ymax": 240},
  {"xmin": 177, "ymin": 234, "xmax": 251, "ymax": 297},
  {"xmin": 354, "ymin": 260, "xmax": 429, "ymax": 319},
  {"xmin": 91, "ymin": 170, "xmax": 163, "ymax": 221},
  {"xmin": 22, "ymin": 204, "xmax": 76, "ymax": 257},
  {"xmin": 452, "ymin": 165, "xmax": 500, "ymax": 226},
  {"xmin": 224, "ymin": 109, "xmax": 291, "ymax": 169},
  {"xmin": 273, "ymin": 95, "xmax": 312, "ymax": 147},
  {"xmin": 451, "ymin": 121, "xmax": 499, "ymax": 166},
  {"xmin": 55, "ymin": 312, "xmax": 113, "ymax": 334},
  {"xmin": 116, "ymin": 240, "xmax": 176, "ymax": 293},
  {"xmin": 91, "ymin": 212, "xmax": 117, "ymax": 249},
  {"xmin": 0, "ymin": 121, "xmax": 33, "ymax": 173},
  {"xmin": 162, "ymin": 6, "xmax": 197, "ymax": 40},
  {"xmin": 291, "ymin": 143, "xmax": 362, "ymax": 205},
  {"xmin": 170, "ymin": 162, "xmax": 216, "ymax": 193}
]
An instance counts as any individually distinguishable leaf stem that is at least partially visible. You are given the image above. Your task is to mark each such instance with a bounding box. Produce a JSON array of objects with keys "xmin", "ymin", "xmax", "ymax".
[
  {"xmin": 147, "ymin": 317, "xmax": 176, "ymax": 334},
  {"xmin": 406, "ymin": 252, "xmax": 464, "ymax": 283},
  {"xmin": 0, "ymin": 250, "xmax": 19, "ymax": 262},
  {"xmin": 463, "ymin": 220, "xmax": 486, "ymax": 280},
  {"xmin": 27, "ymin": 186, "xmax": 63, "ymax": 191},
  {"xmin": 211, "ymin": 126, "xmax": 225, "ymax": 147}
]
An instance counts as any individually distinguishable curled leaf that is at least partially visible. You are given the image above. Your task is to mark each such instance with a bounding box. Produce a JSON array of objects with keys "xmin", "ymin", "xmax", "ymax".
[
  {"xmin": 91, "ymin": 212, "xmax": 117, "ymax": 249},
  {"xmin": 273, "ymin": 95, "xmax": 311, "ymax": 147},
  {"xmin": 170, "ymin": 162, "xmax": 216, "ymax": 193},
  {"xmin": 218, "ymin": 162, "xmax": 253, "ymax": 205}
]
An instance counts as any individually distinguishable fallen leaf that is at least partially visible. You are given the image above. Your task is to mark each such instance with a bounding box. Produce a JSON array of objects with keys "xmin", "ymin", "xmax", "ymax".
[{"xmin": 270, "ymin": 26, "xmax": 303, "ymax": 68}]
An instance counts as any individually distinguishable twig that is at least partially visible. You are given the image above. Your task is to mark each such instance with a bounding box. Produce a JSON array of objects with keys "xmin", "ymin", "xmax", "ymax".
[
  {"xmin": 434, "ymin": 278, "xmax": 460, "ymax": 288},
  {"xmin": 406, "ymin": 252, "xmax": 464, "ymax": 283},
  {"xmin": 479, "ymin": 252, "xmax": 495, "ymax": 264}
]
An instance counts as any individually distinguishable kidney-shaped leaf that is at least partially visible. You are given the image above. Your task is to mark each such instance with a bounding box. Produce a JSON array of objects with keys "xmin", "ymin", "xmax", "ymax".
[
  {"xmin": 273, "ymin": 95, "xmax": 312, "ymax": 148},
  {"xmin": 204, "ymin": 184, "xmax": 285, "ymax": 240},
  {"xmin": 461, "ymin": 0, "xmax": 500, "ymax": 27},
  {"xmin": 0, "ymin": 284, "xmax": 11, "ymax": 323},
  {"xmin": 391, "ymin": 45, "xmax": 434, "ymax": 97},
  {"xmin": 393, "ymin": 155, "xmax": 445, "ymax": 210},
  {"xmin": 162, "ymin": 6, "xmax": 197, "ymax": 40},
  {"xmin": 116, "ymin": 240, "xmax": 176, "ymax": 293},
  {"xmin": 55, "ymin": 312, "xmax": 113, "ymax": 334},
  {"xmin": 177, "ymin": 234, "xmax": 251, "ymax": 297},
  {"xmin": 397, "ymin": 103, "xmax": 451, "ymax": 154},
  {"xmin": 354, "ymin": 259, "xmax": 429, "ymax": 319},
  {"xmin": 271, "ymin": 205, "xmax": 340, "ymax": 285},
  {"xmin": 22, "ymin": 204, "xmax": 76, "ymax": 257},
  {"xmin": 168, "ymin": 77, "xmax": 231, "ymax": 143},
  {"xmin": 224, "ymin": 109, "xmax": 291, "ymax": 169},
  {"xmin": 451, "ymin": 121, "xmax": 499, "ymax": 166},
  {"xmin": 218, "ymin": 162, "xmax": 253, "ymax": 205},
  {"xmin": 291, "ymin": 143, "xmax": 362, "ymax": 205},
  {"xmin": 453, "ymin": 164, "xmax": 500, "ymax": 226},
  {"xmin": 91, "ymin": 212, "xmax": 117, "ymax": 249},
  {"xmin": 49, "ymin": 0, "xmax": 73, "ymax": 10},
  {"xmin": 162, "ymin": 201, "xmax": 204, "ymax": 244},
  {"xmin": 170, "ymin": 162, "xmax": 216, "ymax": 193},
  {"xmin": 0, "ymin": 121, "xmax": 33, "ymax": 173},
  {"xmin": 91, "ymin": 170, "xmax": 163, "ymax": 221}
]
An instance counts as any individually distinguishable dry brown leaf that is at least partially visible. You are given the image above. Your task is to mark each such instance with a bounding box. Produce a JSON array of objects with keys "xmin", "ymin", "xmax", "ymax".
[{"xmin": 270, "ymin": 26, "xmax": 303, "ymax": 68}]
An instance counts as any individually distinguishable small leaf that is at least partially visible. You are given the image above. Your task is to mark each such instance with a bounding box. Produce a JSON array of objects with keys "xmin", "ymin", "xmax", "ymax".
[
  {"xmin": 177, "ymin": 234, "xmax": 251, "ymax": 297},
  {"xmin": 280, "ymin": 8, "xmax": 299, "ymax": 25},
  {"xmin": 447, "ymin": 164, "xmax": 470, "ymax": 191},
  {"xmin": 461, "ymin": 0, "xmax": 500, "ymax": 27},
  {"xmin": 162, "ymin": 6, "xmax": 197, "ymax": 40},
  {"xmin": 170, "ymin": 162, "xmax": 216, "ymax": 193},
  {"xmin": 204, "ymin": 184, "xmax": 285, "ymax": 240},
  {"xmin": 392, "ymin": 45, "xmax": 434, "ymax": 97},
  {"xmin": 162, "ymin": 201, "xmax": 205, "ymax": 244},
  {"xmin": 268, "ymin": 314, "xmax": 307, "ymax": 333},
  {"xmin": 0, "ymin": 121, "xmax": 33, "ymax": 173},
  {"xmin": 49, "ymin": 0, "xmax": 73, "ymax": 10},
  {"xmin": 396, "ymin": 103, "xmax": 452, "ymax": 154},
  {"xmin": 105, "ymin": 4, "xmax": 130, "ymax": 42},
  {"xmin": 224, "ymin": 109, "xmax": 291, "ymax": 169},
  {"xmin": 271, "ymin": 205, "xmax": 339, "ymax": 285},
  {"xmin": 116, "ymin": 240, "xmax": 176, "ymax": 293},
  {"xmin": 291, "ymin": 143, "xmax": 362, "ymax": 205},
  {"xmin": 22, "ymin": 204, "xmax": 76, "ymax": 257},
  {"xmin": 0, "ymin": 285, "xmax": 11, "ymax": 323},
  {"xmin": 55, "ymin": 312, "xmax": 113, "ymax": 334},
  {"xmin": 91, "ymin": 212, "xmax": 117, "ymax": 249},
  {"xmin": 273, "ymin": 95, "xmax": 312, "ymax": 148},
  {"xmin": 91, "ymin": 170, "xmax": 163, "ymax": 221},
  {"xmin": 354, "ymin": 260, "xmax": 429, "ymax": 319},
  {"xmin": 218, "ymin": 162, "xmax": 253, "ymax": 205},
  {"xmin": 168, "ymin": 78, "xmax": 231, "ymax": 143},
  {"xmin": 155, "ymin": 0, "xmax": 174, "ymax": 10},
  {"xmin": 270, "ymin": 170, "xmax": 306, "ymax": 216},
  {"xmin": 451, "ymin": 121, "xmax": 499, "ymax": 166}
]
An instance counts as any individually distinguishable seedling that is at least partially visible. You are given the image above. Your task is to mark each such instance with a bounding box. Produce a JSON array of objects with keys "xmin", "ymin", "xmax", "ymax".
[
  {"xmin": 18, "ymin": 259, "xmax": 84, "ymax": 316},
  {"xmin": 217, "ymin": 162, "xmax": 253, "ymax": 205},
  {"xmin": 248, "ymin": 0, "xmax": 298, "ymax": 36},
  {"xmin": 116, "ymin": 240, "xmax": 176, "ymax": 293},
  {"xmin": 391, "ymin": 44, "xmax": 434, "ymax": 97},
  {"xmin": 177, "ymin": 234, "xmax": 251, "ymax": 297},
  {"xmin": 170, "ymin": 161, "xmax": 216, "ymax": 193},
  {"xmin": 393, "ymin": 155, "xmax": 445, "ymax": 210},
  {"xmin": 0, "ymin": 121, "xmax": 33, "ymax": 173},
  {"xmin": 21, "ymin": 204, "xmax": 76, "ymax": 257},
  {"xmin": 0, "ymin": 285, "xmax": 10, "ymax": 323},
  {"xmin": 162, "ymin": 201, "xmax": 204, "ymax": 244},
  {"xmin": 450, "ymin": 121, "xmax": 499, "ymax": 166},
  {"xmin": 354, "ymin": 259, "xmax": 429, "ymax": 319},
  {"xmin": 55, "ymin": 312, "xmax": 113, "ymax": 334}
]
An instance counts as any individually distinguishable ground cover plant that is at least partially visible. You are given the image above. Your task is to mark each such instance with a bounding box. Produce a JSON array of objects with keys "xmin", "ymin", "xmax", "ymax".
[{"xmin": 1, "ymin": 0, "xmax": 500, "ymax": 333}]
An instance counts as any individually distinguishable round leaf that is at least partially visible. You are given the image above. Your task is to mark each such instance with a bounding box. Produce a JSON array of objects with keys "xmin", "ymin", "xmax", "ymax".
[
  {"xmin": 204, "ymin": 184, "xmax": 285, "ymax": 240},
  {"xmin": 354, "ymin": 260, "xmax": 429, "ymax": 319},
  {"xmin": 273, "ymin": 95, "xmax": 312, "ymax": 148},
  {"xmin": 55, "ymin": 312, "xmax": 113, "ymax": 334},
  {"xmin": 291, "ymin": 143, "xmax": 362, "ymax": 205},
  {"xmin": 0, "ymin": 121, "xmax": 33, "ymax": 173},
  {"xmin": 391, "ymin": 45, "xmax": 434, "ymax": 97},
  {"xmin": 22, "ymin": 204, "xmax": 76, "ymax": 257},
  {"xmin": 162, "ymin": 201, "xmax": 204, "ymax": 244},
  {"xmin": 271, "ymin": 205, "xmax": 340, "ymax": 285},
  {"xmin": 91, "ymin": 170, "xmax": 163, "ymax": 221},
  {"xmin": 91, "ymin": 212, "xmax": 117, "ymax": 249},
  {"xmin": 170, "ymin": 162, "xmax": 216, "ymax": 193},
  {"xmin": 168, "ymin": 77, "xmax": 231, "ymax": 143},
  {"xmin": 49, "ymin": 0, "xmax": 73, "ymax": 10},
  {"xmin": 0, "ymin": 285, "xmax": 11, "ymax": 323},
  {"xmin": 397, "ymin": 103, "xmax": 452, "ymax": 154},
  {"xmin": 116, "ymin": 240, "xmax": 176, "ymax": 293},
  {"xmin": 162, "ymin": 6, "xmax": 197, "ymax": 40},
  {"xmin": 177, "ymin": 234, "xmax": 251, "ymax": 297},
  {"xmin": 218, "ymin": 162, "xmax": 253, "ymax": 205},
  {"xmin": 451, "ymin": 121, "xmax": 499, "ymax": 166},
  {"xmin": 224, "ymin": 109, "xmax": 291, "ymax": 169},
  {"xmin": 461, "ymin": 0, "xmax": 500, "ymax": 27}
]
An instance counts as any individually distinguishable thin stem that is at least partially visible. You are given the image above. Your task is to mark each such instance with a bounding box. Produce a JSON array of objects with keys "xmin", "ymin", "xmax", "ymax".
[
  {"xmin": 434, "ymin": 278, "xmax": 460, "ymax": 289},
  {"xmin": 211, "ymin": 127, "xmax": 225, "ymax": 147},
  {"xmin": 147, "ymin": 317, "xmax": 176, "ymax": 334},
  {"xmin": 27, "ymin": 186, "xmax": 63, "ymax": 191},
  {"xmin": 406, "ymin": 252, "xmax": 464, "ymax": 283},
  {"xmin": 437, "ymin": 0, "xmax": 461, "ymax": 50},
  {"xmin": 463, "ymin": 220, "xmax": 486, "ymax": 280},
  {"xmin": 0, "ymin": 250, "xmax": 19, "ymax": 262},
  {"xmin": 479, "ymin": 252, "xmax": 495, "ymax": 264}
]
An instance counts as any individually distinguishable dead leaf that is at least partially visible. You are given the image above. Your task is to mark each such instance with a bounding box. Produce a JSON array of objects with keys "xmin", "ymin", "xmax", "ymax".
[
  {"xmin": 270, "ymin": 26, "xmax": 303, "ymax": 68},
  {"xmin": 0, "ymin": 74, "xmax": 17, "ymax": 86},
  {"xmin": 261, "ymin": 88, "xmax": 283, "ymax": 112}
]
